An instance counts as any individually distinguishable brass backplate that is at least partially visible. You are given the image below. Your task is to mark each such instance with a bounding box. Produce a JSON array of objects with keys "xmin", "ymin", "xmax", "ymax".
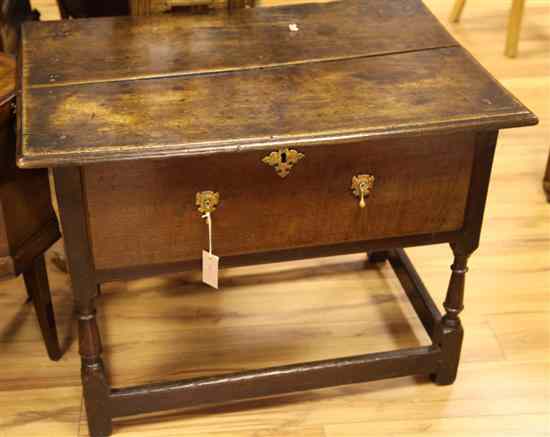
[
  {"xmin": 351, "ymin": 174, "xmax": 375, "ymax": 208},
  {"xmin": 261, "ymin": 148, "xmax": 304, "ymax": 178},
  {"xmin": 196, "ymin": 190, "xmax": 220, "ymax": 214}
]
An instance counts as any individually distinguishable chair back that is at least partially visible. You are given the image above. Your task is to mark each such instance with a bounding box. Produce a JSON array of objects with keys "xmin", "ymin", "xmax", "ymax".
[
  {"xmin": 0, "ymin": 0, "xmax": 38, "ymax": 54},
  {"xmin": 56, "ymin": 0, "xmax": 253, "ymax": 18}
]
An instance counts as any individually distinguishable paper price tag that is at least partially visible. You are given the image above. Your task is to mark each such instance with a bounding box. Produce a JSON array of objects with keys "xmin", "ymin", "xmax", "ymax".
[{"xmin": 202, "ymin": 250, "xmax": 219, "ymax": 289}]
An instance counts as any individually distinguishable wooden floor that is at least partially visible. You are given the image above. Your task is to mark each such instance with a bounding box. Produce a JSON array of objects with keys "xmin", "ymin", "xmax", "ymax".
[{"xmin": 1, "ymin": 0, "xmax": 549, "ymax": 436}]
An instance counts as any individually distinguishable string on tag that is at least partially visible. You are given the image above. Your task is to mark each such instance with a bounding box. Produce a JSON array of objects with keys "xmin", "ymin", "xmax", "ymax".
[{"xmin": 201, "ymin": 212, "xmax": 213, "ymax": 254}]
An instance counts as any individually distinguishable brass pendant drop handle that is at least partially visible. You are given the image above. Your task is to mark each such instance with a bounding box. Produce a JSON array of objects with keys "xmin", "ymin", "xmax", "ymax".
[{"xmin": 351, "ymin": 174, "xmax": 375, "ymax": 208}]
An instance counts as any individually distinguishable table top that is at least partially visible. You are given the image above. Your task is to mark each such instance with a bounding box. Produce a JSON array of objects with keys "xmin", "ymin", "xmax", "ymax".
[{"xmin": 17, "ymin": 0, "xmax": 537, "ymax": 168}]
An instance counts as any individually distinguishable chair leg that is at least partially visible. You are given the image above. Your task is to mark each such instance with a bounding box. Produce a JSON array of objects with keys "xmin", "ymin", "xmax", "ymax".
[
  {"xmin": 23, "ymin": 254, "xmax": 62, "ymax": 361},
  {"xmin": 450, "ymin": 0, "xmax": 467, "ymax": 23},
  {"xmin": 505, "ymin": 0, "xmax": 526, "ymax": 58},
  {"xmin": 129, "ymin": 0, "xmax": 153, "ymax": 16},
  {"xmin": 367, "ymin": 251, "xmax": 390, "ymax": 263},
  {"xmin": 543, "ymin": 149, "xmax": 550, "ymax": 203}
]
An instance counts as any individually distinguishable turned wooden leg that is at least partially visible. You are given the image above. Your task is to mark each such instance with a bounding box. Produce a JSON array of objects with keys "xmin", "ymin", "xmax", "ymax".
[
  {"xmin": 429, "ymin": 132, "xmax": 497, "ymax": 384},
  {"xmin": 54, "ymin": 167, "xmax": 112, "ymax": 437},
  {"xmin": 23, "ymin": 254, "xmax": 62, "ymax": 361},
  {"xmin": 79, "ymin": 311, "xmax": 111, "ymax": 437},
  {"xmin": 450, "ymin": 0, "xmax": 467, "ymax": 23},
  {"xmin": 367, "ymin": 250, "xmax": 389, "ymax": 263},
  {"xmin": 505, "ymin": 0, "xmax": 526, "ymax": 58},
  {"xmin": 431, "ymin": 245, "xmax": 470, "ymax": 385}
]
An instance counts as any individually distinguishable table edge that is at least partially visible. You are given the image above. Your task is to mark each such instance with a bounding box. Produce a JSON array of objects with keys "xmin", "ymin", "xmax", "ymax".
[{"xmin": 17, "ymin": 111, "xmax": 538, "ymax": 169}]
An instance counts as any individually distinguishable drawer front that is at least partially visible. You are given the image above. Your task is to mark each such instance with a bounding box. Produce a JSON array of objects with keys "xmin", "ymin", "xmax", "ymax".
[{"xmin": 85, "ymin": 132, "xmax": 475, "ymax": 270}]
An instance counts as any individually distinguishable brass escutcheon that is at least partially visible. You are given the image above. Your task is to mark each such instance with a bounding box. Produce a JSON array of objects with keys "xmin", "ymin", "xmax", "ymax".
[
  {"xmin": 261, "ymin": 148, "xmax": 304, "ymax": 178},
  {"xmin": 196, "ymin": 190, "xmax": 220, "ymax": 214},
  {"xmin": 351, "ymin": 174, "xmax": 375, "ymax": 208}
]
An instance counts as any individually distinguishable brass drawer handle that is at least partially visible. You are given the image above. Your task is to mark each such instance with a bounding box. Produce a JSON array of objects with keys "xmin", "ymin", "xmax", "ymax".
[
  {"xmin": 196, "ymin": 190, "xmax": 220, "ymax": 214},
  {"xmin": 262, "ymin": 148, "xmax": 304, "ymax": 178},
  {"xmin": 351, "ymin": 174, "xmax": 375, "ymax": 208}
]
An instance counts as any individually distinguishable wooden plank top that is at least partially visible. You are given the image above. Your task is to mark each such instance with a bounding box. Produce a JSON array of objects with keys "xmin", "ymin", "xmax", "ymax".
[
  {"xmin": 17, "ymin": 0, "xmax": 537, "ymax": 168},
  {"xmin": 21, "ymin": 0, "xmax": 457, "ymax": 87}
]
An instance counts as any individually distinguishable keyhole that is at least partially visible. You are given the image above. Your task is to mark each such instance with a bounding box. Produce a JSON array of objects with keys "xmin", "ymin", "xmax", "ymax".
[{"xmin": 280, "ymin": 151, "xmax": 287, "ymax": 163}]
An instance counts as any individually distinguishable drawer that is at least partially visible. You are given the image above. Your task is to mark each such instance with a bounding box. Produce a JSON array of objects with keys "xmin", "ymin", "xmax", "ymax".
[{"xmin": 84, "ymin": 132, "xmax": 475, "ymax": 270}]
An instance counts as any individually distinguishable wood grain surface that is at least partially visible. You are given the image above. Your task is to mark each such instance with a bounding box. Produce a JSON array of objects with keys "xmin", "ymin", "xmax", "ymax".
[
  {"xmin": 21, "ymin": 0, "xmax": 457, "ymax": 87},
  {"xmin": 19, "ymin": 47, "xmax": 535, "ymax": 168},
  {"xmin": 85, "ymin": 133, "xmax": 474, "ymax": 270},
  {"xmin": 1, "ymin": 0, "xmax": 549, "ymax": 436}
]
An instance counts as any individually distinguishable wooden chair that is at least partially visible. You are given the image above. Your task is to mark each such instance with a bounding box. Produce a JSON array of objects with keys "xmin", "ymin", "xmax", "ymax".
[
  {"xmin": 129, "ymin": 0, "xmax": 254, "ymax": 15},
  {"xmin": 0, "ymin": 52, "xmax": 62, "ymax": 361},
  {"xmin": 450, "ymin": 0, "xmax": 526, "ymax": 58},
  {"xmin": 0, "ymin": 0, "xmax": 39, "ymax": 54},
  {"xmin": 55, "ymin": 0, "xmax": 129, "ymax": 18},
  {"xmin": 56, "ymin": 0, "xmax": 253, "ymax": 18}
]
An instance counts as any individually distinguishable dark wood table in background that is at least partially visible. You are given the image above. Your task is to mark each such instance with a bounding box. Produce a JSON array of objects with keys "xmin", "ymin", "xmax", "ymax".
[{"xmin": 17, "ymin": 1, "xmax": 537, "ymax": 435}]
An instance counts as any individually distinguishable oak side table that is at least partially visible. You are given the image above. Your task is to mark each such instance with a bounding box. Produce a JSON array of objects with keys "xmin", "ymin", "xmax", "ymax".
[
  {"xmin": 0, "ymin": 53, "xmax": 62, "ymax": 361},
  {"xmin": 17, "ymin": 1, "xmax": 537, "ymax": 435}
]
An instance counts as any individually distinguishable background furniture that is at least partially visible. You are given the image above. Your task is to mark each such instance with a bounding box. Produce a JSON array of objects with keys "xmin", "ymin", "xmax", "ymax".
[
  {"xmin": 56, "ymin": 0, "xmax": 253, "ymax": 18},
  {"xmin": 18, "ymin": 1, "xmax": 537, "ymax": 435},
  {"xmin": 55, "ymin": 0, "xmax": 129, "ymax": 18},
  {"xmin": 129, "ymin": 0, "xmax": 255, "ymax": 15},
  {"xmin": 450, "ymin": 0, "xmax": 526, "ymax": 58},
  {"xmin": 0, "ymin": 0, "xmax": 39, "ymax": 54},
  {"xmin": 0, "ymin": 52, "xmax": 62, "ymax": 361},
  {"xmin": 544, "ymin": 152, "xmax": 550, "ymax": 202}
]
